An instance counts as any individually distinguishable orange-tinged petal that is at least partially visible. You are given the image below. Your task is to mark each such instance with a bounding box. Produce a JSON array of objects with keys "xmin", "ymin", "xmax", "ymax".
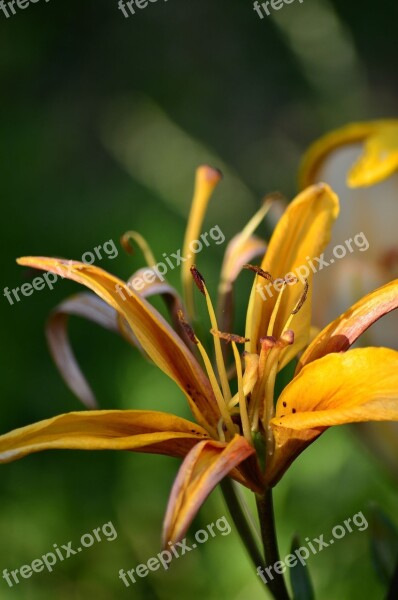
[
  {"xmin": 267, "ymin": 348, "xmax": 398, "ymax": 485},
  {"xmin": 162, "ymin": 435, "xmax": 256, "ymax": 545},
  {"xmin": 0, "ymin": 410, "xmax": 209, "ymax": 464},
  {"xmin": 245, "ymin": 184, "xmax": 339, "ymax": 368},
  {"xmin": 17, "ymin": 257, "xmax": 219, "ymax": 435},
  {"xmin": 297, "ymin": 279, "xmax": 398, "ymax": 373}
]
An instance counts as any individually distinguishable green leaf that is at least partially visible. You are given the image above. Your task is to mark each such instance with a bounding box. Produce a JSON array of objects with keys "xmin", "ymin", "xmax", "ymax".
[
  {"xmin": 369, "ymin": 504, "xmax": 398, "ymax": 585},
  {"xmin": 290, "ymin": 535, "xmax": 315, "ymax": 600}
]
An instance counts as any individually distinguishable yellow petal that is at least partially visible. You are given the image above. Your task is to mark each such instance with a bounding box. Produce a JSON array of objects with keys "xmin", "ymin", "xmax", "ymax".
[
  {"xmin": 297, "ymin": 279, "xmax": 398, "ymax": 373},
  {"xmin": 0, "ymin": 410, "xmax": 210, "ymax": 464},
  {"xmin": 162, "ymin": 435, "xmax": 256, "ymax": 545},
  {"xmin": 299, "ymin": 120, "xmax": 398, "ymax": 189},
  {"xmin": 245, "ymin": 184, "xmax": 339, "ymax": 367},
  {"xmin": 266, "ymin": 348, "xmax": 398, "ymax": 485},
  {"xmin": 348, "ymin": 123, "xmax": 398, "ymax": 187},
  {"xmin": 17, "ymin": 257, "xmax": 220, "ymax": 435}
]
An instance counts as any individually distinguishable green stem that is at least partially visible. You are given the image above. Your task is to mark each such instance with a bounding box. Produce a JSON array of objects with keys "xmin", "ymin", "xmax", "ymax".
[
  {"xmin": 220, "ymin": 479, "xmax": 265, "ymax": 573},
  {"xmin": 256, "ymin": 488, "xmax": 291, "ymax": 600}
]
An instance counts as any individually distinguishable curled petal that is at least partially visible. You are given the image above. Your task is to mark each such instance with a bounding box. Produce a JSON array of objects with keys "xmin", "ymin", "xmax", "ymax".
[
  {"xmin": 17, "ymin": 257, "xmax": 220, "ymax": 435},
  {"xmin": 299, "ymin": 120, "xmax": 398, "ymax": 189},
  {"xmin": 162, "ymin": 435, "xmax": 257, "ymax": 546},
  {"xmin": 46, "ymin": 293, "xmax": 122, "ymax": 409},
  {"xmin": 297, "ymin": 280, "xmax": 398, "ymax": 373},
  {"xmin": 0, "ymin": 410, "xmax": 210, "ymax": 464}
]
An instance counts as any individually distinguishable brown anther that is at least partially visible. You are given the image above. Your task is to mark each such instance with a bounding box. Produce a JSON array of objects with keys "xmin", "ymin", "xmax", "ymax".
[
  {"xmin": 291, "ymin": 279, "xmax": 309, "ymax": 314},
  {"xmin": 190, "ymin": 265, "xmax": 206, "ymax": 295},
  {"xmin": 211, "ymin": 329, "xmax": 249, "ymax": 344},
  {"xmin": 243, "ymin": 264, "xmax": 274, "ymax": 282},
  {"xmin": 177, "ymin": 310, "xmax": 198, "ymax": 344}
]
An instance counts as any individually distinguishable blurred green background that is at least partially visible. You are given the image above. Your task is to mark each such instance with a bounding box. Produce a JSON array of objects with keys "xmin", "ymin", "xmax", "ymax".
[{"xmin": 1, "ymin": 0, "xmax": 397, "ymax": 598}]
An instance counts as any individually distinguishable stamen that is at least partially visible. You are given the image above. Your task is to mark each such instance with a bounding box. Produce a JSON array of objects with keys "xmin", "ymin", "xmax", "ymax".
[
  {"xmin": 243, "ymin": 264, "xmax": 274, "ymax": 282},
  {"xmin": 190, "ymin": 265, "xmax": 206, "ymax": 295},
  {"xmin": 249, "ymin": 337, "xmax": 276, "ymax": 430},
  {"xmin": 120, "ymin": 231, "xmax": 157, "ymax": 267},
  {"xmin": 231, "ymin": 342, "xmax": 252, "ymax": 445},
  {"xmin": 177, "ymin": 310, "xmax": 198, "ymax": 345},
  {"xmin": 195, "ymin": 339, "xmax": 235, "ymax": 437},
  {"xmin": 266, "ymin": 281, "xmax": 287, "ymax": 337},
  {"xmin": 217, "ymin": 419, "xmax": 226, "ymax": 442},
  {"xmin": 191, "ymin": 266, "xmax": 232, "ymax": 403},
  {"xmin": 211, "ymin": 329, "xmax": 250, "ymax": 345},
  {"xmin": 228, "ymin": 352, "xmax": 259, "ymax": 410},
  {"xmin": 291, "ymin": 279, "xmax": 309, "ymax": 314},
  {"xmin": 182, "ymin": 166, "xmax": 223, "ymax": 319},
  {"xmin": 240, "ymin": 197, "xmax": 274, "ymax": 240},
  {"xmin": 282, "ymin": 279, "xmax": 309, "ymax": 334}
]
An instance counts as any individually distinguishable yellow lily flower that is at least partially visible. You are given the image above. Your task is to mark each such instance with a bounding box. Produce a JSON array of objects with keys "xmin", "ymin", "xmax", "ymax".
[
  {"xmin": 1, "ymin": 166, "xmax": 398, "ymax": 550},
  {"xmin": 299, "ymin": 119, "xmax": 398, "ymax": 347},
  {"xmin": 300, "ymin": 120, "xmax": 398, "ymax": 479}
]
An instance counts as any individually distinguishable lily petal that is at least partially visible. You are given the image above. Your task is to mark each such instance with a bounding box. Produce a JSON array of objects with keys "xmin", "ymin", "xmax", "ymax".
[
  {"xmin": 0, "ymin": 410, "xmax": 210, "ymax": 464},
  {"xmin": 267, "ymin": 348, "xmax": 398, "ymax": 485},
  {"xmin": 17, "ymin": 257, "xmax": 220, "ymax": 435},
  {"xmin": 162, "ymin": 435, "xmax": 256, "ymax": 545},
  {"xmin": 297, "ymin": 280, "xmax": 398, "ymax": 373},
  {"xmin": 246, "ymin": 184, "xmax": 339, "ymax": 367},
  {"xmin": 300, "ymin": 120, "xmax": 398, "ymax": 189},
  {"xmin": 47, "ymin": 293, "xmax": 128, "ymax": 409}
]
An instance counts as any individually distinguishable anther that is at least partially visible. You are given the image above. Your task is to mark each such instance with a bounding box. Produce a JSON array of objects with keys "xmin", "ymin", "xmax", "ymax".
[
  {"xmin": 211, "ymin": 329, "xmax": 250, "ymax": 344},
  {"xmin": 177, "ymin": 310, "xmax": 198, "ymax": 344},
  {"xmin": 190, "ymin": 265, "xmax": 206, "ymax": 295},
  {"xmin": 243, "ymin": 264, "xmax": 274, "ymax": 282},
  {"xmin": 291, "ymin": 279, "xmax": 309, "ymax": 314}
]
